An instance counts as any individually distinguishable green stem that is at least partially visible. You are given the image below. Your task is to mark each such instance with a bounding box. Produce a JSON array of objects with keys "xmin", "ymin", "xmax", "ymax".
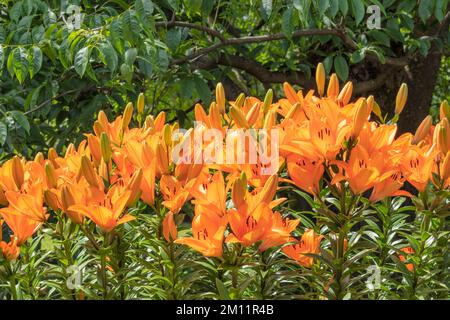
[
  {"xmin": 100, "ymin": 232, "xmax": 110, "ymax": 300},
  {"xmin": 6, "ymin": 261, "xmax": 18, "ymax": 300}
]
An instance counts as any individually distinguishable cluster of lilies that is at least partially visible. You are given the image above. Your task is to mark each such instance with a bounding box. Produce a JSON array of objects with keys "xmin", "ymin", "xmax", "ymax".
[{"xmin": 1, "ymin": 63, "xmax": 449, "ymax": 271}]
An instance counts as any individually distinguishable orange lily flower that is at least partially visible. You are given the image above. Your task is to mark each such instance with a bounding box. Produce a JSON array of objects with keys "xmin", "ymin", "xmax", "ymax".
[
  {"xmin": 331, "ymin": 145, "xmax": 380, "ymax": 194},
  {"xmin": 400, "ymin": 145, "xmax": 436, "ymax": 192},
  {"xmin": 4, "ymin": 184, "xmax": 48, "ymax": 222},
  {"xmin": 68, "ymin": 187, "xmax": 134, "ymax": 232},
  {"xmin": 226, "ymin": 203, "xmax": 273, "ymax": 247},
  {"xmin": 160, "ymin": 175, "xmax": 191, "ymax": 214},
  {"xmin": 175, "ymin": 211, "xmax": 226, "ymax": 257},
  {"xmin": 282, "ymin": 229, "xmax": 324, "ymax": 267},
  {"xmin": 0, "ymin": 209, "xmax": 42, "ymax": 246},
  {"xmin": 0, "ymin": 237, "xmax": 20, "ymax": 261},
  {"xmin": 287, "ymin": 155, "xmax": 324, "ymax": 195},
  {"xmin": 259, "ymin": 211, "xmax": 300, "ymax": 251}
]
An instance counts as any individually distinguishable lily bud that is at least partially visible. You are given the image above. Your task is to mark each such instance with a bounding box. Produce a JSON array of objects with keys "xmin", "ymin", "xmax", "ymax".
[
  {"xmin": 60, "ymin": 185, "xmax": 75, "ymax": 212},
  {"xmin": 263, "ymin": 88, "xmax": 274, "ymax": 112},
  {"xmin": 440, "ymin": 100, "xmax": 450, "ymax": 120},
  {"xmin": 316, "ymin": 63, "xmax": 325, "ymax": 97},
  {"xmin": 87, "ymin": 135, "xmax": 101, "ymax": 164},
  {"xmin": 97, "ymin": 110, "xmax": 108, "ymax": 128},
  {"xmin": 93, "ymin": 121, "xmax": 103, "ymax": 137},
  {"xmin": 232, "ymin": 174, "xmax": 247, "ymax": 208},
  {"xmin": 122, "ymin": 102, "xmax": 134, "ymax": 131},
  {"xmin": 209, "ymin": 102, "xmax": 222, "ymax": 130},
  {"xmin": 372, "ymin": 101, "xmax": 382, "ymax": 120},
  {"xmin": 367, "ymin": 95, "xmax": 374, "ymax": 114},
  {"xmin": 437, "ymin": 118, "xmax": 450, "ymax": 154},
  {"xmin": 216, "ymin": 82, "xmax": 225, "ymax": 114},
  {"xmin": 441, "ymin": 152, "xmax": 450, "ymax": 182},
  {"xmin": 234, "ymin": 93, "xmax": 246, "ymax": 109},
  {"xmin": 194, "ymin": 103, "xmax": 208, "ymax": 124},
  {"xmin": 259, "ymin": 174, "xmax": 278, "ymax": 204},
  {"xmin": 327, "ymin": 73, "xmax": 339, "ymax": 98},
  {"xmin": 162, "ymin": 212, "xmax": 178, "ymax": 242},
  {"xmin": 48, "ymin": 148, "xmax": 58, "ymax": 164},
  {"xmin": 337, "ymin": 82, "xmax": 353, "ymax": 106},
  {"xmin": 352, "ymin": 99, "xmax": 369, "ymax": 137},
  {"xmin": 11, "ymin": 157, "xmax": 24, "ymax": 189},
  {"xmin": 395, "ymin": 83, "xmax": 408, "ymax": 115},
  {"xmin": 230, "ymin": 106, "xmax": 250, "ymax": 129},
  {"xmin": 412, "ymin": 115, "xmax": 432, "ymax": 145},
  {"xmin": 163, "ymin": 124, "xmax": 172, "ymax": 148},
  {"xmin": 246, "ymin": 103, "xmax": 260, "ymax": 126},
  {"xmin": 284, "ymin": 103, "xmax": 302, "ymax": 122},
  {"xmin": 80, "ymin": 155, "xmax": 99, "ymax": 188},
  {"xmin": 154, "ymin": 111, "xmax": 166, "ymax": 131},
  {"xmin": 137, "ymin": 93, "xmax": 145, "ymax": 114},
  {"xmin": 34, "ymin": 152, "xmax": 45, "ymax": 166},
  {"xmin": 44, "ymin": 190, "xmax": 59, "ymax": 212},
  {"xmin": 100, "ymin": 132, "xmax": 112, "ymax": 163},
  {"xmin": 127, "ymin": 168, "xmax": 143, "ymax": 206},
  {"xmin": 263, "ymin": 110, "xmax": 276, "ymax": 130},
  {"xmin": 283, "ymin": 83, "xmax": 299, "ymax": 105},
  {"xmin": 45, "ymin": 162, "xmax": 57, "ymax": 189},
  {"xmin": 156, "ymin": 142, "xmax": 169, "ymax": 174}
]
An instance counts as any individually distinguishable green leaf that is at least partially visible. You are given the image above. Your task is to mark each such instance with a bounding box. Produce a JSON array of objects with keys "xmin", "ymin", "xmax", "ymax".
[
  {"xmin": 110, "ymin": 19, "xmax": 125, "ymax": 55},
  {"xmin": 74, "ymin": 46, "xmax": 91, "ymax": 77},
  {"xmin": 282, "ymin": 6, "xmax": 294, "ymax": 38},
  {"xmin": 120, "ymin": 63, "xmax": 133, "ymax": 83},
  {"xmin": 351, "ymin": 0, "xmax": 365, "ymax": 26},
  {"xmin": 339, "ymin": 0, "xmax": 348, "ymax": 16},
  {"xmin": 28, "ymin": 46, "xmax": 42, "ymax": 79},
  {"xmin": 0, "ymin": 121, "xmax": 7, "ymax": 146},
  {"xmin": 0, "ymin": 45, "xmax": 4, "ymax": 71},
  {"xmin": 316, "ymin": 0, "xmax": 330, "ymax": 15},
  {"xmin": 194, "ymin": 76, "xmax": 211, "ymax": 105},
  {"xmin": 166, "ymin": 28, "xmax": 181, "ymax": 52},
  {"xmin": 350, "ymin": 49, "xmax": 365, "ymax": 64},
  {"xmin": 261, "ymin": 0, "xmax": 273, "ymax": 20},
  {"xmin": 12, "ymin": 47, "xmax": 29, "ymax": 84},
  {"xmin": 97, "ymin": 41, "xmax": 118, "ymax": 73},
  {"xmin": 334, "ymin": 55, "xmax": 349, "ymax": 81},
  {"xmin": 215, "ymin": 278, "xmax": 230, "ymax": 300},
  {"xmin": 418, "ymin": 0, "xmax": 433, "ymax": 23},
  {"xmin": 10, "ymin": 110, "xmax": 30, "ymax": 134},
  {"xmin": 122, "ymin": 10, "xmax": 140, "ymax": 44},
  {"xmin": 135, "ymin": 0, "xmax": 154, "ymax": 20},
  {"xmin": 369, "ymin": 30, "xmax": 390, "ymax": 47},
  {"xmin": 125, "ymin": 48, "xmax": 138, "ymax": 66}
]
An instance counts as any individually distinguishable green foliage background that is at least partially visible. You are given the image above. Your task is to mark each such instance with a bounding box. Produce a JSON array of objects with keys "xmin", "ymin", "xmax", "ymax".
[{"xmin": 0, "ymin": 0, "xmax": 449, "ymax": 157}]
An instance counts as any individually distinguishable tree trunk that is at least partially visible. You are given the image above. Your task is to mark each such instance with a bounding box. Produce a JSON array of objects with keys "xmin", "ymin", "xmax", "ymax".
[{"xmin": 398, "ymin": 49, "xmax": 443, "ymax": 134}]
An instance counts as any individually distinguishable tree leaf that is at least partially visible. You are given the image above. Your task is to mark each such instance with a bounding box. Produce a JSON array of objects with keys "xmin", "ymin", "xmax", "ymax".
[
  {"xmin": 418, "ymin": 0, "xmax": 433, "ymax": 23},
  {"xmin": 339, "ymin": 0, "xmax": 348, "ymax": 16},
  {"xmin": 351, "ymin": 0, "xmax": 365, "ymax": 26},
  {"xmin": 125, "ymin": 48, "xmax": 138, "ymax": 66},
  {"xmin": 334, "ymin": 55, "xmax": 349, "ymax": 81},
  {"xmin": 282, "ymin": 6, "xmax": 294, "ymax": 38},
  {"xmin": 74, "ymin": 46, "xmax": 91, "ymax": 77},
  {"xmin": 98, "ymin": 41, "xmax": 118, "ymax": 73},
  {"xmin": 135, "ymin": 0, "xmax": 154, "ymax": 20},
  {"xmin": 28, "ymin": 46, "xmax": 42, "ymax": 79},
  {"xmin": 12, "ymin": 47, "xmax": 29, "ymax": 84},
  {"xmin": 10, "ymin": 110, "xmax": 30, "ymax": 134},
  {"xmin": 0, "ymin": 121, "xmax": 7, "ymax": 146},
  {"xmin": 261, "ymin": 0, "xmax": 273, "ymax": 20}
]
